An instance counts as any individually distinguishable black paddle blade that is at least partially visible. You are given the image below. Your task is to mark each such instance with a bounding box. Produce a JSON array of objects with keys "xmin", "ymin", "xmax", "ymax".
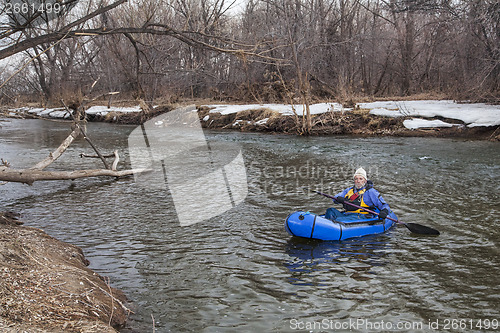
[{"xmin": 405, "ymin": 223, "xmax": 440, "ymax": 236}]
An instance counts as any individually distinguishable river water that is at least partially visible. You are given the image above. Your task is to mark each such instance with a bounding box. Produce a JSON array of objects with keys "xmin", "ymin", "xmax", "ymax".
[{"xmin": 1, "ymin": 118, "xmax": 500, "ymax": 332}]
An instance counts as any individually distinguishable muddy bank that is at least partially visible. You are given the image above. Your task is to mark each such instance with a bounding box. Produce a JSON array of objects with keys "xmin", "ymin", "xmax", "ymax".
[{"xmin": 0, "ymin": 212, "xmax": 129, "ymax": 332}]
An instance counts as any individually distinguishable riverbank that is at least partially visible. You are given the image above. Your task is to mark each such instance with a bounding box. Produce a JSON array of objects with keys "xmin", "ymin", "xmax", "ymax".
[
  {"xmin": 2, "ymin": 101, "xmax": 500, "ymax": 140},
  {"xmin": 0, "ymin": 212, "xmax": 129, "ymax": 332},
  {"xmin": 197, "ymin": 105, "xmax": 500, "ymax": 140}
]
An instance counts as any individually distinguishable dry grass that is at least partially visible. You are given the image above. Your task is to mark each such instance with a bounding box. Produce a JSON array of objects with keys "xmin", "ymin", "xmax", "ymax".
[{"xmin": 0, "ymin": 213, "xmax": 129, "ymax": 332}]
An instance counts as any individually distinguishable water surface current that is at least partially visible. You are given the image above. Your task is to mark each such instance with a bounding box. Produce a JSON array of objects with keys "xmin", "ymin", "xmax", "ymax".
[{"xmin": 1, "ymin": 118, "xmax": 499, "ymax": 332}]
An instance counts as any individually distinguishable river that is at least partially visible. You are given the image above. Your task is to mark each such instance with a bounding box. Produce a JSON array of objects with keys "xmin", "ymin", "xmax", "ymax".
[{"xmin": 1, "ymin": 118, "xmax": 499, "ymax": 332}]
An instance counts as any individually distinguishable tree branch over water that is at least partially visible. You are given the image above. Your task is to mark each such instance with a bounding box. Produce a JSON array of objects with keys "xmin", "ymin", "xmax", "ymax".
[
  {"xmin": 0, "ymin": 81, "xmax": 148, "ymax": 184},
  {"xmin": 0, "ymin": 119, "xmax": 145, "ymax": 184},
  {"xmin": 0, "ymin": 27, "xmax": 288, "ymax": 63},
  {"xmin": 0, "ymin": 166, "xmax": 142, "ymax": 185}
]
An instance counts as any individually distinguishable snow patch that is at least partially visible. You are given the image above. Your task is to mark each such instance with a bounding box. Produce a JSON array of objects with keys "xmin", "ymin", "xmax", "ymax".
[
  {"xmin": 10, "ymin": 105, "xmax": 142, "ymax": 119},
  {"xmin": 369, "ymin": 108, "xmax": 405, "ymax": 117},
  {"xmin": 86, "ymin": 105, "xmax": 141, "ymax": 116},
  {"xmin": 206, "ymin": 103, "xmax": 346, "ymax": 116},
  {"xmin": 403, "ymin": 118, "xmax": 458, "ymax": 129},
  {"xmin": 362, "ymin": 100, "xmax": 500, "ymax": 128}
]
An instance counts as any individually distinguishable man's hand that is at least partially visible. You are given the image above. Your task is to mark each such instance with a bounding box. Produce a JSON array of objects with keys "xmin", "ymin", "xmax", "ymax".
[
  {"xmin": 335, "ymin": 196, "xmax": 345, "ymax": 204},
  {"xmin": 378, "ymin": 209, "xmax": 389, "ymax": 219}
]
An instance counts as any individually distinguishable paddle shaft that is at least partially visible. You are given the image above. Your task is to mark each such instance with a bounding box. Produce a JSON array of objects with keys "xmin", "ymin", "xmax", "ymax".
[{"xmin": 311, "ymin": 189, "xmax": 400, "ymax": 224}]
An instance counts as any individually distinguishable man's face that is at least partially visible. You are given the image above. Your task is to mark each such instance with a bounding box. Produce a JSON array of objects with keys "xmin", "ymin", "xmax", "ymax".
[{"xmin": 354, "ymin": 175, "xmax": 367, "ymax": 189}]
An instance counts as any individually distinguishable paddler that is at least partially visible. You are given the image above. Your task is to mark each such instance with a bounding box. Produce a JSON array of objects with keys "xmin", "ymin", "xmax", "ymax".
[{"xmin": 325, "ymin": 167, "xmax": 391, "ymax": 221}]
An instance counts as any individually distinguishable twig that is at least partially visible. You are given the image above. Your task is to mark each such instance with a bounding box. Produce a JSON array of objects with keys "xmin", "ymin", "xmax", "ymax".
[
  {"xmin": 83, "ymin": 277, "xmax": 134, "ymax": 314},
  {"xmin": 62, "ymin": 84, "xmax": 112, "ymax": 170},
  {"xmin": 106, "ymin": 276, "xmax": 114, "ymax": 326},
  {"xmin": 80, "ymin": 153, "xmax": 116, "ymax": 158},
  {"xmin": 76, "ymin": 123, "xmax": 110, "ymax": 170},
  {"xmin": 21, "ymin": 246, "xmax": 46, "ymax": 267},
  {"xmin": 488, "ymin": 126, "xmax": 500, "ymax": 141},
  {"xmin": 112, "ymin": 150, "xmax": 119, "ymax": 171},
  {"xmin": 79, "ymin": 150, "xmax": 120, "ymax": 170}
]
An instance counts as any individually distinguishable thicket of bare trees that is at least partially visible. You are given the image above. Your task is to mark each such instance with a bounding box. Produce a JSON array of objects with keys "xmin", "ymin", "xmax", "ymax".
[{"xmin": 1, "ymin": 0, "xmax": 499, "ymax": 106}]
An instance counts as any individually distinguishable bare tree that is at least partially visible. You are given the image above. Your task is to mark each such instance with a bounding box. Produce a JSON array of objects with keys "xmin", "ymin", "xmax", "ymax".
[{"xmin": 2, "ymin": 0, "xmax": 499, "ymax": 107}]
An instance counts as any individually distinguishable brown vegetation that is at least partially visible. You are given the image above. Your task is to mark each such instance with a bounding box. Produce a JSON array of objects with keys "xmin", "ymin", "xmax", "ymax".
[{"xmin": 0, "ymin": 212, "xmax": 129, "ymax": 332}]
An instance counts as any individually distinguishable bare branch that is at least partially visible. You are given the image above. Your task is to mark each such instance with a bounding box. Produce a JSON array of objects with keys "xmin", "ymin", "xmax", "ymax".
[{"xmin": 0, "ymin": 26, "xmax": 289, "ymax": 63}]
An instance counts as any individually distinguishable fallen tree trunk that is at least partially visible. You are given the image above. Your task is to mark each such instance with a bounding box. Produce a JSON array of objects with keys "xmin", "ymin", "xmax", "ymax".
[{"xmin": 0, "ymin": 166, "xmax": 146, "ymax": 185}]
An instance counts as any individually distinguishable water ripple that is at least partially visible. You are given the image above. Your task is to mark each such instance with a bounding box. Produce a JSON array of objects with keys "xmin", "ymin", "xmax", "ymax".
[{"xmin": 1, "ymin": 122, "xmax": 499, "ymax": 332}]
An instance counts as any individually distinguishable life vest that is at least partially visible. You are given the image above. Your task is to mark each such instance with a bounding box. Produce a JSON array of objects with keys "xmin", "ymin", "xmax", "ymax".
[{"xmin": 343, "ymin": 187, "xmax": 376, "ymax": 214}]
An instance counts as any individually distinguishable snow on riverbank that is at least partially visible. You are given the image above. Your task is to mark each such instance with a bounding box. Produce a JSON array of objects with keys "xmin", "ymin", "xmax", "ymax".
[
  {"xmin": 9, "ymin": 100, "xmax": 500, "ymax": 129},
  {"xmin": 206, "ymin": 102, "xmax": 345, "ymax": 115},
  {"xmin": 360, "ymin": 100, "xmax": 500, "ymax": 128},
  {"xmin": 402, "ymin": 118, "xmax": 458, "ymax": 129},
  {"xmin": 206, "ymin": 100, "xmax": 500, "ymax": 128},
  {"xmin": 86, "ymin": 105, "xmax": 142, "ymax": 115},
  {"xmin": 11, "ymin": 105, "xmax": 142, "ymax": 119}
]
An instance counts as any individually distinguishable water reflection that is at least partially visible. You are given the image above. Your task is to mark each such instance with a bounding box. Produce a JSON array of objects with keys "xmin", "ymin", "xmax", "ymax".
[{"xmin": 284, "ymin": 234, "xmax": 394, "ymax": 288}]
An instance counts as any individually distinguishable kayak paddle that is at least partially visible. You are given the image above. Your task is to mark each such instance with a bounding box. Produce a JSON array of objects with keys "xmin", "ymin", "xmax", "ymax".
[{"xmin": 306, "ymin": 188, "xmax": 440, "ymax": 236}]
